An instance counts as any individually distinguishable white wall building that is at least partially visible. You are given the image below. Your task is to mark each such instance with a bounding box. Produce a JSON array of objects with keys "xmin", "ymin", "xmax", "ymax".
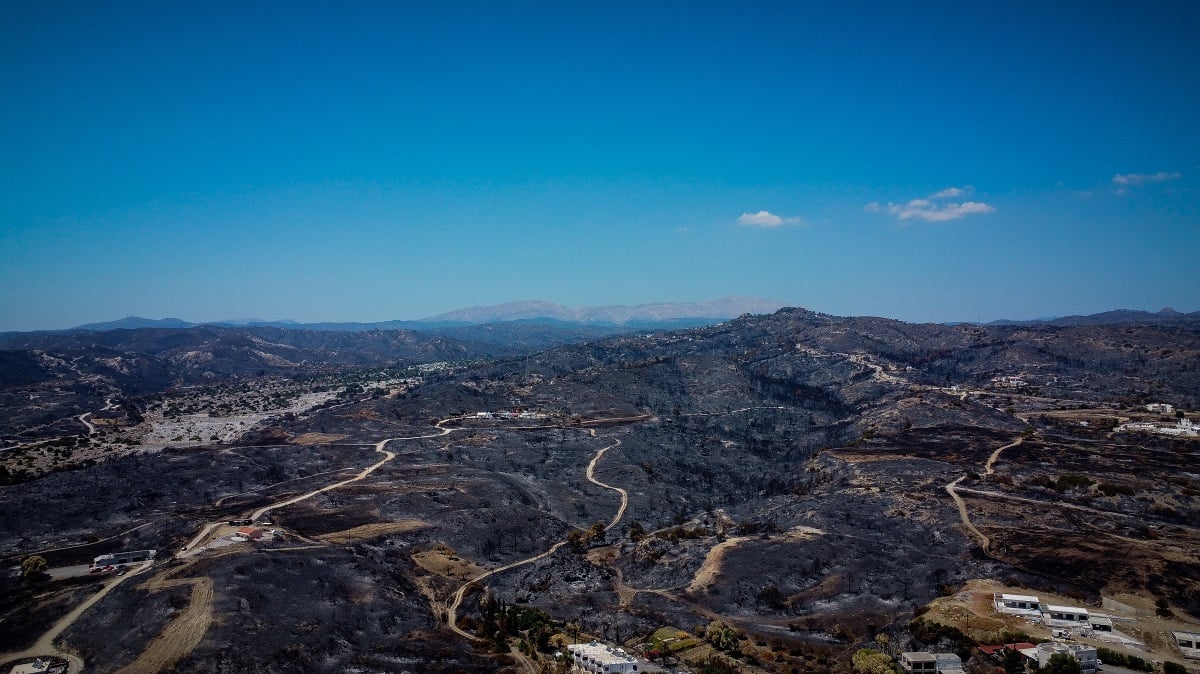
[
  {"xmin": 899, "ymin": 652, "xmax": 938, "ymax": 674},
  {"xmin": 1041, "ymin": 604, "xmax": 1090, "ymax": 628},
  {"xmin": 993, "ymin": 593, "xmax": 1041, "ymax": 614},
  {"xmin": 567, "ymin": 642, "xmax": 661, "ymax": 673},
  {"xmin": 1036, "ymin": 642, "xmax": 1097, "ymax": 674},
  {"xmin": 1174, "ymin": 631, "xmax": 1200, "ymax": 660}
]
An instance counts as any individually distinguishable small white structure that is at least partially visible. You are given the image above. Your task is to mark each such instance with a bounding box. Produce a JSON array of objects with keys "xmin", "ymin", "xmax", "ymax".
[
  {"xmin": 1088, "ymin": 616, "xmax": 1113, "ymax": 633},
  {"xmin": 1174, "ymin": 631, "xmax": 1200, "ymax": 660},
  {"xmin": 994, "ymin": 593, "xmax": 1041, "ymax": 614},
  {"xmin": 1036, "ymin": 642, "xmax": 1097, "ymax": 674},
  {"xmin": 10, "ymin": 660, "xmax": 57, "ymax": 674},
  {"xmin": 1146, "ymin": 403, "xmax": 1175, "ymax": 415},
  {"xmin": 934, "ymin": 652, "xmax": 965, "ymax": 674},
  {"xmin": 899, "ymin": 652, "xmax": 938, "ymax": 674},
  {"xmin": 567, "ymin": 641, "xmax": 662, "ymax": 673},
  {"xmin": 1041, "ymin": 604, "xmax": 1090, "ymax": 627}
]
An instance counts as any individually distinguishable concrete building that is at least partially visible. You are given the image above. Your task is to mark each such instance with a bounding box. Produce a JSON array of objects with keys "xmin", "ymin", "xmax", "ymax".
[
  {"xmin": 993, "ymin": 593, "xmax": 1041, "ymax": 614},
  {"xmin": 899, "ymin": 652, "xmax": 938, "ymax": 674},
  {"xmin": 1036, "ymin": 642, "xmax": 1097, "ymax": 674},
  {"xmin": 934, "ymin": 652, "xmax": 965, "ymax": 674},
  {"xmin": 1088, "ymin": 616, "xmax": 1113, "ymax": 633},
  {"xmin": 1041, "ymin": 604, "xmax": 1090, "ymax": 628},
  {"xmin": 1146, "ymin": 403, "xmax": 1175, "ymax": 415},
  {"xmin": 567, "ymin": 641, "xmax": 661, "ymax": 673},
  {"xmin": 91, "ymin": 549, "xmax": 156, "ymax": 568},
  {"xmin": 1174, "ymin": 631, "xmax": 1200, "ymax": 659}
]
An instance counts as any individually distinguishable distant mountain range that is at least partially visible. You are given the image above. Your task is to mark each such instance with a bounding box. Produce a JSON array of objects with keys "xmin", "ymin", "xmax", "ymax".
[
  {"xmin": 39, "ymin": 301, "xmax": 1200, "ymax": 335},
  {"xmin": 984, "ymin": 307, "xmax": 1200, "ymax": 327},
  {"xmin": 67, "ymin": 296, "xmax": 787, "ymax": 333}
]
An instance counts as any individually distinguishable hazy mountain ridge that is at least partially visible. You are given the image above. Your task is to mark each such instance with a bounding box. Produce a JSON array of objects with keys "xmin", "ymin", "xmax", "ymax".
[
  {"xmin": 421, "ymin": 295, "xmax": 786, "ymax": 324},
  {"xmin": 985, "ymin": 307, "xmax": 1200, "ymax": 327}
]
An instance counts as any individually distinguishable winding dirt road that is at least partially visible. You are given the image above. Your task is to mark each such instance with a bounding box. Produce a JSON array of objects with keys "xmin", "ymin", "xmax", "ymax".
[
  {"xmin": 945, "ymin": 434, "xmax": 1024, "ymax": 555},
  {"xmin": 0, "ymin": 562, "xmax": 152, "ymax": 674},
  {"xmin": 5, "ymin": 419, "xmax": 465, "ymax": 672},
  {"xmin": 445, "ymin": 430, "xmax": 631, "ymax": 642}
]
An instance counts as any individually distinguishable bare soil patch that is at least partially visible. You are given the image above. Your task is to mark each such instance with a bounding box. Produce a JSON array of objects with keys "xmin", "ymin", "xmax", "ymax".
[
  {"xmin": 289, "ymin": 432, "xmax": 349, "ymax": 444},
  {"xmin": 113, "ymin": 575, "xmax": 213, "ymax": 674},
  {"xmin": 413, "ymin": 546, "xmax": 488, "ymax": 580},
  {"xmin": 315, "ymin": 519, "xmax": 429, "ymax": 543}
]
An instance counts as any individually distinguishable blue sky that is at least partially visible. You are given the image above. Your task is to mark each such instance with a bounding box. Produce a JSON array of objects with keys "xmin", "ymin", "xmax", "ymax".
[{"xmin": 2, "ymin": 1, "xmax": 1197, "ymax": 331}]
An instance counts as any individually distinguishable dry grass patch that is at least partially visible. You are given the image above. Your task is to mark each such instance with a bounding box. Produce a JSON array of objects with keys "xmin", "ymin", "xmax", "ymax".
[
  {"xmin": 290, "ymin": 432, "xmax": 349, "ymax": 444},
  {"xmin": 316, "ymin": 519, "xmax": 428, "ymax": 543},
  {"xmin": 412, "ymin": 544, "xmax": 487, "ymax": 580}
]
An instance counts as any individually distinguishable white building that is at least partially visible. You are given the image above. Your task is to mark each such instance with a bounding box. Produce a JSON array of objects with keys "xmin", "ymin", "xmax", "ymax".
[
  {"xmin": 899, "ymin": 652, "xmax": 938, "ymax": 674},
  {"xmin": 567, "ymin": 642, "xmax": 662, "ymax": 673},
  {"xmin": 1041, "ymin": 604, "xmax": 1090, "ymax": 628},
  {"xmin": 934, "ymin": 652, "xmax": 965, "ymax": 674},
  {"xmin": 1088, "ymin": 616, "xmax": 1113, "ymax": 633},
  {"xmin": 1146, "ymin": 403, "xmax": 1175, "ymax": 415},
  {"xmin": 1036, "ymin": 642, "xmax": 1097, "ymax": 674},
  {"xmin": 1174, "ymin": 631, "xmax": 1200, "ymax": 659},
  {"xmin": 993, "ymin": 593, "xmax": 1041, "ymax": 615}
]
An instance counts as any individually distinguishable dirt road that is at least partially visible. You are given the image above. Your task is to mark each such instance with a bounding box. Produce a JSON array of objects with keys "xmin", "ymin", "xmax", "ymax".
[
  {"xmin": 0, "ymin": 562, "xmax": 151, "ymax": 674},
  {"xmin": 446, "ymin": 427, "xmax": 635, "ymax": 640},
  {"xmin": 112, "ymin": 576, "xmax": 213, "ymax": 674},
  {"xmin": 585, "ymin": 436, "xmax": 628, "ymax": 531},
  {"xmin": 945, "ymin": 433, "xmax": 1025, "ymax": 555}
]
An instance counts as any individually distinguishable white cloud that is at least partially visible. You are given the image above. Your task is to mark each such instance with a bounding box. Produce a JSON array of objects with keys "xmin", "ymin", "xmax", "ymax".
[
  {"xmin": 737, "ymin": 210, "xmax": 802, "ymax": 227},
  {"xmin": 886, "ymin": 200, "xmax": 995, "ymax": 222},
  {"xmin": 930, "ymin": 186, "xmax": 970, "ymax": 199},
  {"xmin": 865, "ymin": 187, "xmax": 995, "ymax": 223},
  {"xmin": 1112, "ymin": 171, "xmax": 1181, "ymax": 186}
]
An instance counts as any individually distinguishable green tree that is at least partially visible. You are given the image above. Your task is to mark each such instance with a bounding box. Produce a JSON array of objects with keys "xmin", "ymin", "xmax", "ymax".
[
  {"xmin": 21, "ymin": 555, "xmax": 49, "ymax": 583},
  {"xmin": 1041, "ymin": 653, "xmax": 1081, "ymax": 674},
  {"xmin": 852, "ymin": 648, "xmax": 895, "ymax": 674}
]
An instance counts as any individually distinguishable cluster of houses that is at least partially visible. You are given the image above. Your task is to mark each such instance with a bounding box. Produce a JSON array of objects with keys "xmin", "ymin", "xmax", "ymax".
[
  {"xmin": 1118, "ymin": 418, "xmax": 1197, "ymax": 438},
  {"xmin": 993, "ymin": 593, "xmax": 1200, "ymax": 665},
  {"xmin": 566, "ymin": 642, "xmax": 663, "ymax": 673},
  {"xmin": 989, "ymin": 375, "xmax": 1028, "ymax": 389},
  {"xmin": 901, "ymin": 645, "xmax": 1100, "ymax": 674}
]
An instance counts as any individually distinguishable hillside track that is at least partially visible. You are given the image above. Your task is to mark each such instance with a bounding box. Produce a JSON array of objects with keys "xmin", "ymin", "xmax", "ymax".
[
  {"xmin": 945, "ymin": 433, "xmax": 1026, "ymax": 556},
  {"xmin": 445, "ymin": 420, "xmax": 645, "ymax": 642},
  {"xmin": 112, "ymin": 575, "xmax": 213, "ymax": 674}
]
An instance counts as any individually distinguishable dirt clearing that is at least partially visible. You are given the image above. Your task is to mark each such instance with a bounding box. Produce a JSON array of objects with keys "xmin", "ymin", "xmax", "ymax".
[
  {"xmin": 413, "ymin": 545, "xmax": 488, "ymax": 580},
  {"xmin": 315, "ymin": 519, "xmax": 428, "ymax": 543},
  {"xmin": 113, "ymin": 576, "xmax": 213, "ymax": 674},
  {"xmin": 290, "ymin": 432, "xmax": 350, "ymax": 444}
]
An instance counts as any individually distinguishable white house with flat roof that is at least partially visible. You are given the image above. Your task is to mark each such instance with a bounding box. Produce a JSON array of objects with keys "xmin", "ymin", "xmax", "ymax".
[
  {"xmin": 1041, "ymin": 604, "xmax": 1089, "ymax": 627},
  {"xmin": 1174, "ymin": 631, "xmax": 1200, "ymax": 660},
  {"xmin": 934, "ymin": 653, "xmax": 965, "ymax": 674},
  {"xmin": 994, "ymin": 593, "xmax": 1041, "ymax": 614},
  {"xmin": 900, "ymin": 652, "xmax": 938, "ymax": 674},
  {"xmin": 567, "ymin": 642, "xmax": 662, "ymax": 673},
  {"xmin": 1036, "ymin": 643, "xmax": 1097, "ymax": 674}
]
